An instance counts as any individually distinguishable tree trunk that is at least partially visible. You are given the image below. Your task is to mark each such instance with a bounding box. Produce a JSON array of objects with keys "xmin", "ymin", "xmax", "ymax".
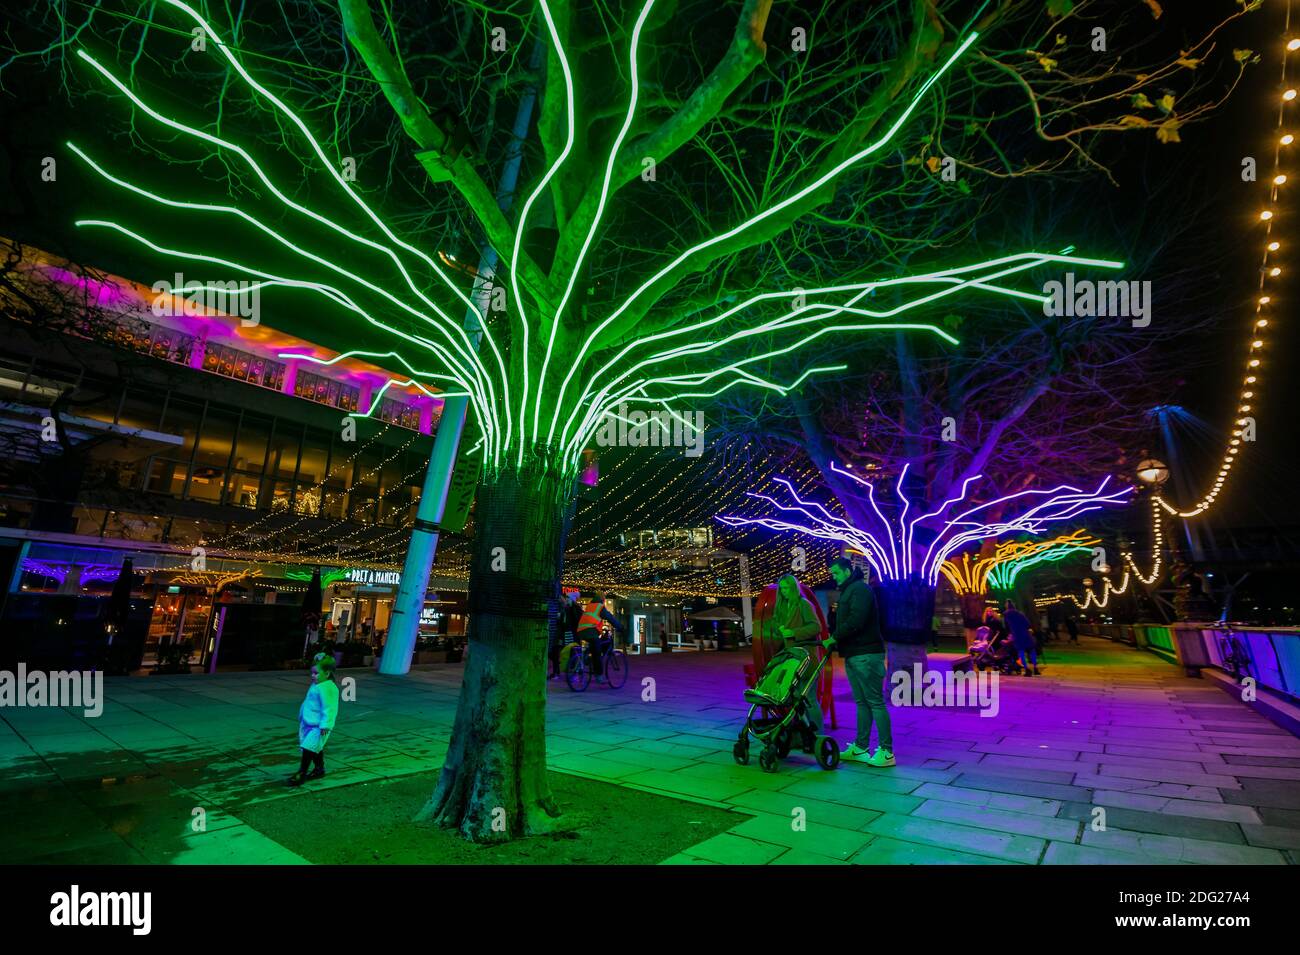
[
  {"xmin": 415, "ymin": 463, "xmax": 574, "ymax": 842},
  {"xmin": 875, "ymin": 577, "xmax": 936, "ymax": 644},
  {"xmin": 958, "ymin": 590, "xmax": 985, "ymax": 649}
]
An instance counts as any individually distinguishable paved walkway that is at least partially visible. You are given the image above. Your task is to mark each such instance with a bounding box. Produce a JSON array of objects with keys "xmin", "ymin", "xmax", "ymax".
[{"xmin": 1, "ymin": 637, "xmax": 1298, "ymax": 864}]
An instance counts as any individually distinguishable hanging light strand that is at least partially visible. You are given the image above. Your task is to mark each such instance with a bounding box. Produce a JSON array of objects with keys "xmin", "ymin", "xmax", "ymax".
[{"xmin": 1163, "ymin": 8, "xmax": 1293, "ymax": 518}]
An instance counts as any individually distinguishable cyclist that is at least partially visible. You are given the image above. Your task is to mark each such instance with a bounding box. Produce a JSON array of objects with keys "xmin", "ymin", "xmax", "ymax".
[{"xmin": 575, "ymin": 593, "xmax": 625, "ymax": 682}]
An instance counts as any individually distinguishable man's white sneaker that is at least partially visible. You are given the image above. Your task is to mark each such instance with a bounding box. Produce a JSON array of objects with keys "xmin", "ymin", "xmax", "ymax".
[
  {"xmin": 842, "ymin": 743, "xmax": 872, "ymax": 761},
  {"xmin": 866, "ymin": 748, "xmax": 896, "ymax": 768}
]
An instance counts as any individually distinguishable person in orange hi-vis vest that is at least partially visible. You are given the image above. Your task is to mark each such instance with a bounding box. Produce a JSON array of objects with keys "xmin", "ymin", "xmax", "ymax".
[{"xmin": 575, "ymin": 593, "xmax": 625, "ymax": 681}]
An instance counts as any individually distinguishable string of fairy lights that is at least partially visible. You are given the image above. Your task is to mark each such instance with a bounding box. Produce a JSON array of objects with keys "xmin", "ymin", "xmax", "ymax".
[
  {"xmin": 566, "ymin": 448, "xmax": 837, "ymax": 597},
  {"xmin": 1033, "ymin": 494, "xmax": 1163, "ymax": 610},
  {"xmin": 1158, "ymin": 11, "xmax": 1293, "ymax": 519},
  {"xmin": 1039, "ymin": 16, "xmax": 1294, "ymax": 611},
  {"xmin": 212, "ymin": 428, "xmax": 421, "ymax": 566},
  {"xmin": 203, "ymin": 422, "xmax": 400, "ymax": 548}
]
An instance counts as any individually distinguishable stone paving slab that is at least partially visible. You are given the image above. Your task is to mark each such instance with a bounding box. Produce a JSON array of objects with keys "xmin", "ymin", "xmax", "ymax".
[
  {"xmin": 2, "ymin": 636, "xmax": 1298, "ymax": 865},
  {"xmin": 1056, "ymin": 801, "xmax": 1246, "ymax": 843},
  {"xmin": 865, "ymin": 813, "xmax": 1046, "ymax": 864},
  {"xmin": 726, "ymin": 813, "xmax": 873, "ymax": 861},
  {"xmin": 1080, "ymin": 828, "xmax": 1288, "ymax": 864}
]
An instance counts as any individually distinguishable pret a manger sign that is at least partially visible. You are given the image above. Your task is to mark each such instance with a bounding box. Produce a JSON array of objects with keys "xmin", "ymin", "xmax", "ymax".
[{"xmin": 346, "ymin": 567, "xmax": 401, "ymax": 587}]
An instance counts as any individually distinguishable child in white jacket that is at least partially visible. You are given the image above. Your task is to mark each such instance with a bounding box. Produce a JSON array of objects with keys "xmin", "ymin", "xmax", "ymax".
[{"xmin": 288, "ymin": 653, "xmax": 339, "ymax": 786}]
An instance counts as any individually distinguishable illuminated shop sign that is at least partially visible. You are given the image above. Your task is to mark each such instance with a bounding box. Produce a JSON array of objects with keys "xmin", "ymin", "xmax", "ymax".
[{"xmin": 345, "ymin": 568, "xmax": 401, "ymax": 587}]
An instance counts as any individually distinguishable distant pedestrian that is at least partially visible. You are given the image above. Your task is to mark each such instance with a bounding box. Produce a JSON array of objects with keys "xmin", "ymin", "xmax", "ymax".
[
  {"xmin": 552, "ymin": 589, "xmax": 581, "ymax": 679},
  {"xmin": 289, "ymin": 654, "xmax": 339, "ymax": 786},
  {"xmin": 1065, "ymin": 616, "xmax": 1080, "ymax": 644},
  {"xmin": 1005, "ymin": 600, "xmax": 1040, "ymax": 676}
]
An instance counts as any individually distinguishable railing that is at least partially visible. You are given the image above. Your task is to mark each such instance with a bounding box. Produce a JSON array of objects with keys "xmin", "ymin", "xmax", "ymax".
[
  {"xmin": 1084, "ymin": 620, "xmax": 1300, "ymax": 704},
  {"xmin": 1167, "ymin": 623, "xmax": 1300, "ymax": 703},
  {"xmin": 1078, "ymin": 622, "xmax": 1176, "ymax": 653}
]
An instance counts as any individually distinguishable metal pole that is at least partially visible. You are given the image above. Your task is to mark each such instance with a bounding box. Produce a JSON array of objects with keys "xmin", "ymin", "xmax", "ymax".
[
  {"xmin": 381, "ymin": 38, "xmax": 546, "ymax": 675},
  {"xmin": 737, "ymin": 552, "xmax": 754, "ymax": 640},
  {"xmin": 380, "ymin": 391, "xmax": 472, "ymax": 674}
]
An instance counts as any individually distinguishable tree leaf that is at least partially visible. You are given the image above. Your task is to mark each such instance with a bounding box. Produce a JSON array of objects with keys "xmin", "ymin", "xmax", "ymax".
[
  {"xmin": 1144, "ymin": 0, "xmax": 1163, "ymax": 18},
  {"xmin": 1037, "ymin": 55, "xmax": 1058, "ymax": 72},
  {"xmin": 1131, "ymin": 93, "xmax": 1154, "ymax": 109},
  {"xmin": 1157, "ymin": 93, "xmax": 1176, "ymax": 113},
  {"xmin": 925, "ymin": 156, "xmax": 943, "ymax": 173},
  {"xmin": 1156, "ymin": 119, "xmax": 1182, "ymax": 143},
  {"xmin": 1176, "ymin": 57, "xmax": 1200, "ymax": 69},
  {"xmin": 1046, "ymin": 0, "xmax": 1075, "ymax": 16},
  {"xmin": 1233, "ymin": 48, "xmax": 1254, "ymax": 62}
]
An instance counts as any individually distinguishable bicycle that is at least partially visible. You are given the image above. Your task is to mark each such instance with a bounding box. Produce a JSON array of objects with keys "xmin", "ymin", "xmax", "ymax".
[{"xmin": 565, "ymin": 633, "xmax": 628, "ymax": 691}]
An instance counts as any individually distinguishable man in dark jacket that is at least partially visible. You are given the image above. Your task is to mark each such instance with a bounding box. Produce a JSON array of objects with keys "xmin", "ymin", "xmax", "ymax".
[{"xmin": 823, "ymin": 557, "xmax": 894, "ymax": 767}]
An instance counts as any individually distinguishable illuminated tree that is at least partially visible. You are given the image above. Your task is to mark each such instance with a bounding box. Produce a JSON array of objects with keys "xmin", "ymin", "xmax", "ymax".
[
  {"xmin": 939, "ymin": 530, "xmax": 1098, "ymax": 636},
  {"xmin": 719, "ymin": 470, "xmax": 1128, "ymax": 637},
  {"xmin": 4, "ymin": 0, "xmax": 1250, "ymax": 840}
]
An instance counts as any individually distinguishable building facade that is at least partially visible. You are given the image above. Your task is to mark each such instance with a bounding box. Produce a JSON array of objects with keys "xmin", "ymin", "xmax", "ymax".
[{"xmin": 0, "ymin": 242, "xmax": 468, "ymax": 671}]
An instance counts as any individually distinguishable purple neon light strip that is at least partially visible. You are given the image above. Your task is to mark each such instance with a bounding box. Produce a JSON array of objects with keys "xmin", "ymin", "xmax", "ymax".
[
  {"xmin": 826, "ymin": 462, "xmax": 900, "ymax": 577},
  {"xmin": 720, "ymin": 470, "xmax": 1132, "ymax": 584},
  {"xmin": 768, "ymin": 478, "xmax": 895, "ymax": 575}
]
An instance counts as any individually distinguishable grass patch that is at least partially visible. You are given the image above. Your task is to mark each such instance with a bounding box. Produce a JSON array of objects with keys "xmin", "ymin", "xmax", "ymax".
[{"xmin": 236, "ymin": 770, "xmax": 741, "ymax": 864}]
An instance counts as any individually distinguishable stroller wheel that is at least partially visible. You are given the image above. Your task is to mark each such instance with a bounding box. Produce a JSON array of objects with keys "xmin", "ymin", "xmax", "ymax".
[
  {"xmin": 758, "ymin": 746, "xmax": 779, "ymax": 773},
  {"xmin": 732, "ymin": 741, "xmax": 750, "ymax": 766},
  {"xmin": 814, "ymin": 735, "xmax": 841, "ymax": 770}
]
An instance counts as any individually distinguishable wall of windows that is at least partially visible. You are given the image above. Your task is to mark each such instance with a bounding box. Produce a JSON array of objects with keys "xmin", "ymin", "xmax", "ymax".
[
  {"xmin": 0, "ymin": 372, "xmax": 432, "ymax": 546},
  {"xmin": 377, "ymin": 395, "xmax": 422, "ymax": 430},
  {"xmin": 111, "ymin": 319, "xmax": 197, "ymax": 366},
  {"xmin": 55, "ymin": 302, "xmax": 419, "ymax": 428}
]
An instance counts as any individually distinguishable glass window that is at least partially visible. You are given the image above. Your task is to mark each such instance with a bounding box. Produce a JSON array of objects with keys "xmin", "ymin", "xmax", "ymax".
[
  {"xmin": 228, "ymin": 472, "xmax": 262, "ymax": 509},
  {"xmin": 377, "ymin": 396, "xmax": 421, "ymax": 430},
  {"xmin": 293, "ymin": 369, "xmax": 360, "ymax": 413},
  {"xmin": 193, "ymin": 408, "xmax": 237, "ymax": 471},
  {"xmin": 145, "ymin": 459, "xmax": 187, "ymax": 497},
  {"xmin": 200, "ymin": 341, "xmax": 285, "ymax": 392},
  {"xmin": 296, "ymin": 433, "xmax": 330, "ymax": 487},
  {"xmin": 161, "ymin": 398, "xmax": 204, "ymax": 458},
  {"xmin": 266, "ymin": 425, "xmax": 302, "ymax": 481},
  {"xmin": 116, "ymin": 389, "xmax": 165, "ymax": 433},
  {"xmin": 186, "ymin": 468, "xmax": 225, "ymax": 503},
  {"xmin": 233, "ymin": 414, "xmax": 270, "ymax": 472}
]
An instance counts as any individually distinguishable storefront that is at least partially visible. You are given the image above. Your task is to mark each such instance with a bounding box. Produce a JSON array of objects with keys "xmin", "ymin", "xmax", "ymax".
[
  {"xmin": 1, "ymin": 542, "xmax": 450, "ymax": 671},
  {"xmin": 323, "ymin": 566, "xmax": 401, "ymax": 644}
]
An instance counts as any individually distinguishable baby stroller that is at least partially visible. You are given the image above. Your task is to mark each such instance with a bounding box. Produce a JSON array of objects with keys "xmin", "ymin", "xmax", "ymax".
[
  {"xmin": 968, "ymin": 626, "xmax": 1021, "ymax": 674},
  {"xmin": 733, "ymin": 646, "xmax": 840, "ymax": 772}
]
